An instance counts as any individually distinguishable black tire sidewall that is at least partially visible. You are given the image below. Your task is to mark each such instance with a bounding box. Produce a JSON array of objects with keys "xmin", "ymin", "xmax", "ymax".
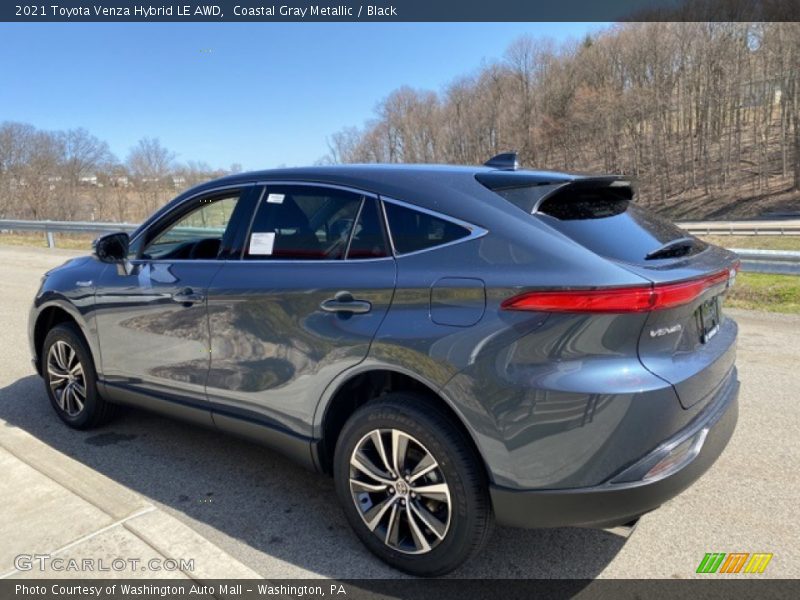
[
  {"xmin": 42, "ymin": 323, "xmax": 101, "ymax": 429},
  {"xmin": 334, "ymin": 394, "xmax": 490, "ymax": 576}
]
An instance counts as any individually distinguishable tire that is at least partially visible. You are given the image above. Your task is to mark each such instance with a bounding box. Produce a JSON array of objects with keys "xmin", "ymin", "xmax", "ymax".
[
  {"xmin": 42, "ymin": 323, "xmax": 116, "ymax": 429},
  {"xmin": 334, "ymin": 392, "xmax": 493, "ymax": 576}
]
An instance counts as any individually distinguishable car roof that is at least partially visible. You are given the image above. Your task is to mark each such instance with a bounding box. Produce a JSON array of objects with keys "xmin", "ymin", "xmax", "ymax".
[
  {"xmin": 186, "ymin": 163, "xmax": 625, "ymax": 215},
  {"xmin": 197, "ymin": 163, "xmax": 598, "ymax": 192}
]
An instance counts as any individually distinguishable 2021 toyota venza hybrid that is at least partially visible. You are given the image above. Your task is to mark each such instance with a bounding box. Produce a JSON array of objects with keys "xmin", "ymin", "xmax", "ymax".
[{"xmin": 29, "ymin": 155, "xmax": 739, "ymax": 575}]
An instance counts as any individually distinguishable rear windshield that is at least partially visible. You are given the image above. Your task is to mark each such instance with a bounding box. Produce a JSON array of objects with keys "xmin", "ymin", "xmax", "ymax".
[{"xmin": 487, "ymin": 182, "xmax": 706, "ymax": 264}]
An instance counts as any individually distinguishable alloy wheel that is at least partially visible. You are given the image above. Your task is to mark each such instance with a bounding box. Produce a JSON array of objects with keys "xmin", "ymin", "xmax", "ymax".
[
  {"xmin": 47, "ymin": 340, "xmax": 86, "ymax": 417},
  {"xmin": 349, "ymin": 428, "xmax": 452, "ymax": 554}
]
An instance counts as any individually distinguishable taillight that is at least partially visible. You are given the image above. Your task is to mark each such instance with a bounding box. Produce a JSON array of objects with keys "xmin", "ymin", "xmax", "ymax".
[{"xmin": 502, "ymin": 263, "xmax": 739, "ymax": 313}]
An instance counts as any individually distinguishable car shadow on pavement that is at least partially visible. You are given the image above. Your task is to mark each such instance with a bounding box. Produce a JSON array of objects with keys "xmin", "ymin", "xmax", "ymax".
[{"xmin": 0, "ymin": 375, "xmax": 628, "ymax": 579}]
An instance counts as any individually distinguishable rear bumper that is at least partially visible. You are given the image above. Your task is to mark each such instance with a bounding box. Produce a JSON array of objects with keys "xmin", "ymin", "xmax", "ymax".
[{"xmin": 490, "ymin": 368, "xmax": 739, "ymax": 529}]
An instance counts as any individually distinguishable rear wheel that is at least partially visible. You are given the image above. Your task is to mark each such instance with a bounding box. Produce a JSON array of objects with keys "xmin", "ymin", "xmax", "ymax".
[
  {"xmin": 42, "ymin": 323, "xmax": 116, "ymax": 429},
  {"xmin": 334, "ymin": 393, "xmax": 493, "ymax": 576}
]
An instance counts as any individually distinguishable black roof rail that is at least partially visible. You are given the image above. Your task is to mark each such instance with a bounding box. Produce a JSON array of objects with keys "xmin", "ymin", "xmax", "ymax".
[{"xmin": 484, "ymin": 152, "xmax": 519, "ymax": 171}]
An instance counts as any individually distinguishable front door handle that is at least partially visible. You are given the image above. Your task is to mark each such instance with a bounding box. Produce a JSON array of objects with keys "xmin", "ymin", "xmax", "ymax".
[
  {"xmin": 172, "ymin": 288, "xmax": 205, "ymax": 306},
  {"xmin": 320, "ymin": 291, "xmax": 371, "ymax": 314}
]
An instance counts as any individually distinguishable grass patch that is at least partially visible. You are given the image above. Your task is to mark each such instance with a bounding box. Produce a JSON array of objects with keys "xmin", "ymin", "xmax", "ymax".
[
  {"xmin": 0, "ymin": 231, "xmax": 95, "ymax": 250},
  {"xmin": 700, "ymin": 235, "xmax": 800, "ymax": 251},
  {"xmin": 726, "ymin": 272, "xmax": 800, "ymax": 314}
]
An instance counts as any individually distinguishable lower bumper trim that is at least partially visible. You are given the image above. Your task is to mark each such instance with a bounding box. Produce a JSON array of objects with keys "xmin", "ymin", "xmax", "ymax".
[{"xmin": 490, "ymin": 375, "xmax": 739, "ymax": 529}]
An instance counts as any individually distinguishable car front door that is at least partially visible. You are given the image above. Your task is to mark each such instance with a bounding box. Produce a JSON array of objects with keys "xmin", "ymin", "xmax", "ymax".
[
  {"xmin": 205, "ymin": 183, "xmax": 396, "ymax": 443},
  {"xmin": 94, "ymin": 185, "xmax": 256, "ymax": 425}
]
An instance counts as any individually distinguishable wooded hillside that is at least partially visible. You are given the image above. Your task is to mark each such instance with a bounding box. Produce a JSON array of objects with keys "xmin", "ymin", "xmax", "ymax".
[{"xmin": 325, "ymin": 22, "xmax": 800, "ymax": 219}]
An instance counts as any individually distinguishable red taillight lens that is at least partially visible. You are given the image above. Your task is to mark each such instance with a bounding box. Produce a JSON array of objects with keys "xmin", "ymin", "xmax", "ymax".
[
  {"xmin": 502, "ymin": 263, "xmax": 738, "ymax": 314},
  {"xmin": 501, "ymin": 286, "xmax": 655, "ymax": 313}
]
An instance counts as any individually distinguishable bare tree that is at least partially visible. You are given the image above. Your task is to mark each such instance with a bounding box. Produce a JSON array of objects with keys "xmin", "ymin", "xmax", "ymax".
[
  {"xmin": 58, "ymin": 128, "xmax": 114, "ymax": 220},
  {"xmin": 126, "ymin": 137, "xmax": 176, "ymax": 214},
  {"xmin": 0, "ymin": 124, "xmax": 62, "ymax": 219},
  {"xmin": 326, "ymin": 127, "xmax": 364, "ymax": 164},
  {"xmin": 0, "ymin": 122, "xmax": 32, "ymax": 217},
  {"xmin": 60, "ymin": 128, "xmax": 113, "ymax": 187}
]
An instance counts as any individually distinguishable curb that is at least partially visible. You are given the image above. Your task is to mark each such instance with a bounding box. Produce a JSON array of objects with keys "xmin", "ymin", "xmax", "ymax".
[{"xmin": 0, "ymin": 422, "xmax": 260, "ymax": 579}]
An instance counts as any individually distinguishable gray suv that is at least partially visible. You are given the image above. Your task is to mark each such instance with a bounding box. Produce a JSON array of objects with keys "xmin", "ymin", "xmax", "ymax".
[{"xmin": 29, "ymin": 156, "xmax": 739, "ymax": 576}]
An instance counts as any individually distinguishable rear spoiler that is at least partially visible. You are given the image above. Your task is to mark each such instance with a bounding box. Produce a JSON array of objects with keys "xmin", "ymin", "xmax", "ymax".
[
  {"xmin": 532, "ymin": 178, "xmax": 634, "ymax": 214},
  {"xmin": 476, "ymin": 171, "xmax": 633, "ymax": 215}
]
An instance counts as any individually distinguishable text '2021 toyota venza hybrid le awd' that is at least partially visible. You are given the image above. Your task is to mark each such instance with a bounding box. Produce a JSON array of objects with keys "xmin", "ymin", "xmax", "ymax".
[{"xmin": 29, "ymin": 154, "xmax": 739, "ymax": 575}]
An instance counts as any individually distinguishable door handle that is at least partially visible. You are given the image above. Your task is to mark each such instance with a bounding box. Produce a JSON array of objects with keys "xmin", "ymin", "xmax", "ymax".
[
  {"xmin": 172, "ymin": 288, "xmax": 205, "ymax": 306},
  {"xmin": 320, "ymin": 291, "xmax": 371, "ymax": 314}
]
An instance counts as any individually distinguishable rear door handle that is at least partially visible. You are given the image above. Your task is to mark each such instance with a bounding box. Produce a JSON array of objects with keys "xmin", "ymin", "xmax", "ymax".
[
  {"xmin": 320, "ymin": 291, "xmax": 371, "ymax": 314},
  {"xmin": 172, "ymin": 288, "xmax": 205, "ymax": 305}
]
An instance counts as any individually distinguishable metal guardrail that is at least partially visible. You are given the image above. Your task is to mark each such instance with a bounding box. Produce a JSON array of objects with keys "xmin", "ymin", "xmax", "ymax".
[
  {"xmin": 1, "ymin": 219, "xmax": 799, "ymax": 274},
  {"xmin": 731, "ymin": 248, "xmax": 800, "ymax": 275},
  {"xmin": 0, "ymin": 220, "xmax": 222, "ymax": 248},
  {"xmin": 0, "ymin": 219, "xmax": 139, "ymax": 247},
  {"xmin": 678, "ymin": 223, "xmax": 800, "ymax": 236}
]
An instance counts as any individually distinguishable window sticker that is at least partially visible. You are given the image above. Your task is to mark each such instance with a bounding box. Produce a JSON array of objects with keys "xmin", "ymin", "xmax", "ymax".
[
  {"xmin": 249, "ymin": 232, "xmax": 275, "ymax": 255},
  {"xmin": 266, "ymin": 193, "xmax": 285, "ymax": 204}
]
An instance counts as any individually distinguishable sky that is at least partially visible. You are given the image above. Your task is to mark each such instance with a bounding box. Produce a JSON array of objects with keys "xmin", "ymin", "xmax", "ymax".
[{"xmin": 0, "ymin": 22, "xmax": 608, "ymax": 171}]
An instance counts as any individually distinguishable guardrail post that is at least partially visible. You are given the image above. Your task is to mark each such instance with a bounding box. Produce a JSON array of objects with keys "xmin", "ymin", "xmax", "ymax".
[{"xmin": 46, "ymin": 231, "xmax": 55, "ymax": 248}]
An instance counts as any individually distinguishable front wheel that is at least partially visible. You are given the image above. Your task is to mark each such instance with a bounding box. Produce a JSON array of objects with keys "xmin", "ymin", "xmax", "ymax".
[
  {"xmin": 42, "ymin": 323, "xmax": 116, "ymax": 429},
  {"xmin": 334, "ymin": 393, "xmax": 493, "ymax": 576}
]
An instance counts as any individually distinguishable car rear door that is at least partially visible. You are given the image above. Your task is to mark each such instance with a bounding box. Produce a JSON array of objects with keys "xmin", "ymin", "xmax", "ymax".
[
  {"xmin": 94, "ymin": 185, "xmax": 256, "ymax": 424},
  {"xmin": 624, "ymin": 249, "xmax": 739, "ymax": 409},
  {"xmin": 204, "ymin": 183, "xmax": 396, "ymax": 441}
]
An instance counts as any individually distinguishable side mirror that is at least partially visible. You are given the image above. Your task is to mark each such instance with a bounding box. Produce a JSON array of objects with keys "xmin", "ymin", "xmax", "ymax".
[{"xmin": 93, "ymin": 232, "xmax": 129, "ymax": 263}]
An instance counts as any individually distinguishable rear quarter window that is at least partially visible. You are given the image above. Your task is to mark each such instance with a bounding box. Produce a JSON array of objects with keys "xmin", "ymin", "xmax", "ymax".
[{"xmin": 383, "ymin": 201, "xmax": 471, "ymax": 255}]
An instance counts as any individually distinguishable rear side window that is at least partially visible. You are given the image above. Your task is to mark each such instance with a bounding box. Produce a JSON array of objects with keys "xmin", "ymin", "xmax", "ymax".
[
  {"xmin": 491, "ymin": 183, "xmax": 705, "ymax": 264},
  {"xmin": 245, "ymin": 186, "xmax": 362, "ymax": 260},
  {"xmin": 384, "ymin": 202, "xmax": 471, "ymax": 255}
]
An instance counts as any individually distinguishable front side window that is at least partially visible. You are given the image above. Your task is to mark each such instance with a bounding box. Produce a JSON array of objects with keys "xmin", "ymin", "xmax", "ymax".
[
  {"xmin": 245, "ymin": 186, "xmax": 384, "ymax": 260},
  {"xmin": 383, "ymin": 201, "xmax": 471, "ymax": 255},
  {"xmin": 141, "ymin": 193, "xmax": 239, "ymax": 260}
]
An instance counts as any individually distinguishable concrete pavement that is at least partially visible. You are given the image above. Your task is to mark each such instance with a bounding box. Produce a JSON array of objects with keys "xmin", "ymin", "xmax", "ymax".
[
  {"xmin": 0, "ymin": 420, "xmax": 260, "ymax": 579},
  {"xmin": 0, "ymin": 245, "xmax": 798, "ymax": 579}
]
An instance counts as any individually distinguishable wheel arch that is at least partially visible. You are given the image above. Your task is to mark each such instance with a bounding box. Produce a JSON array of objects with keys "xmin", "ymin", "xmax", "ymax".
[
  {"xmin": 314, "ymin": 363, "xmax": 491, "ymax": 480},
  {"xmin": 32, "ymin": 301, "xmax": 96, "ymax": 376}
]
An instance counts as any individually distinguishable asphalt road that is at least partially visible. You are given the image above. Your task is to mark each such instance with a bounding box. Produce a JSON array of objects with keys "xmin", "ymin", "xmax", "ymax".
[{"xmin": 1, "ymin": 245, "xmax": 798, "ymax": 579}]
